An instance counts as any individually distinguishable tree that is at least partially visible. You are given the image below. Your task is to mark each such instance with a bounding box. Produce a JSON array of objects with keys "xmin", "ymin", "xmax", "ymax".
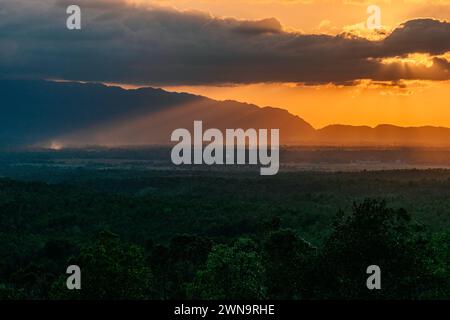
[
  {"xmin": 189, "ymin": 238, "xmax": 265, "ymax": 299},
  {"xmin": 50, "ymin": 231, "xmax": 153, "ymax": 299},
  {"xmin": 0, "ymin": 284, "xmax": 25, "ymax": 299},
  {"xmin": 148, "ymin": 235, "xmax": 212, "ymax": 299},
  {"xmin": 312, "ymin": 199, "xmax": 436, "ymax": 299},
  {"xmin": 263, "ymin": 229, "xmax": 315, "ymax": 299}
]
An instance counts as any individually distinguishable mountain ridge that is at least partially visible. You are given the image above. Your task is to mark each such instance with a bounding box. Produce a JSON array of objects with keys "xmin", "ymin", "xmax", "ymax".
[{"xmin": 1, "ymin": 79, "xmax": 450, "ymax": 147}]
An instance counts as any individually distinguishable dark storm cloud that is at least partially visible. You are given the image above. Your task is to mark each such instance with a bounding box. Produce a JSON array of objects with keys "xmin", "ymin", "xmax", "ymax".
[
  {"xmin": 1, "ymin": 0, "xmax": 449, "ymax": 85},
  {"xmin": 382, "ymin": 18, "xmax": 450, "ymax": 56}
]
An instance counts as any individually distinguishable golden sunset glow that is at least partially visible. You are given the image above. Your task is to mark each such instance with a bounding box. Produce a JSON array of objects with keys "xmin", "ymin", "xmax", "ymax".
[
  {"xmin": 124, "ymin": 0, "xmax": 449, "ymax": 129},
  {"xmin": 65, "ymin": 1, "xmax": 450, "ymax": 129},
  {"xmin": 162, "ymin": 80, "xmax": 450, "ymax": 128},
  {"xmin": 128, "ymin": 0, "xmax": 450, "ymax": 34},
  {"xmin": 380, "ymin": 53, "xmax": 436, "ymax": 68}
]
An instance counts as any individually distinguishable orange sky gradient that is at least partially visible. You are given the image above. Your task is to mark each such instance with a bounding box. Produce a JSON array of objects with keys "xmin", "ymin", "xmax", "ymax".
[
  {"xmin": 161, "ymin": 80, "xmax": 450, "ymax": 129},
  {"xmin": 122, "ymin": 0, "xmax": 450, "ymax": 128}
]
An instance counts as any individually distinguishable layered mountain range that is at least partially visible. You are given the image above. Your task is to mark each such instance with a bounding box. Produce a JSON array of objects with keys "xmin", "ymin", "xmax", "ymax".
[{"xmin": 1, "ymin": 79, "xmax": 449, "ymax": 148}]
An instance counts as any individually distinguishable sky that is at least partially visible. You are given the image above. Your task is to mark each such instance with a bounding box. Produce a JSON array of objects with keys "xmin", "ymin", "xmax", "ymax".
[{"xmin": 1, "ymin": 0, "xmax": 450, "ymax": 128}]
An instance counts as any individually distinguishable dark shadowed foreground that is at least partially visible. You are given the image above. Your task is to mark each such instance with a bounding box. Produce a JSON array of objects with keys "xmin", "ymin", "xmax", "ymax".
[{"xmin": 1, "ymin": 148, "xmax": 450, "ymax": 299}]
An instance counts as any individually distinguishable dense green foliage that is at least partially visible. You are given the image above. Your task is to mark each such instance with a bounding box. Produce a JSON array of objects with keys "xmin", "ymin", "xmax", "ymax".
[{"xmin": 1, "ymin": 167, "xmax": 450, "ymax": 299}]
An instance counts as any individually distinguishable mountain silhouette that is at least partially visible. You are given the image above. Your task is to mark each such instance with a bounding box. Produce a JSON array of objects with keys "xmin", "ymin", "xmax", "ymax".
[
  {"xmin": 317, "ymin": 124, "xmax": 450, "ymax": 146},
  {"xmin": 0, "ymin": 79, "xmax": 314, "ymax": 147},
  {"xmin": 1, "ymin": 79, "xmax": 449, "ymax": 148}
]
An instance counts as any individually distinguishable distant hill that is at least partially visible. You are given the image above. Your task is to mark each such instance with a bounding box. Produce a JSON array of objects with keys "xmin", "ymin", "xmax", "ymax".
[
  {"xmin": 317, "ymin": 124, "xmax": 450, "ymax": 146},
  {"xmin": 1, "ymin": 79, "xmax": 450, "ymax": 147},
  {"xmin": 0, "ymin": 79, "xmax": 201, "ymax": 147},
  {"xmin": 0, "ymin": 79, "xmax": 314, "ymax": 147}
]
